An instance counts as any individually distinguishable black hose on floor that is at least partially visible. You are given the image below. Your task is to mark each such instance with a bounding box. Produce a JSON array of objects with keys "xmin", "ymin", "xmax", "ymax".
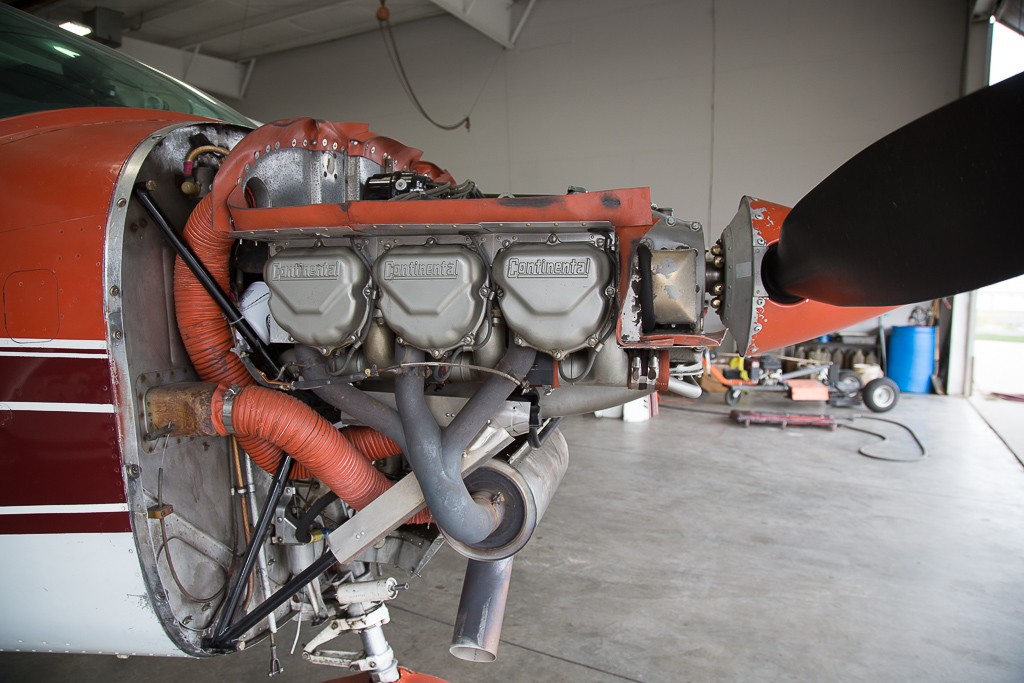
[{"xmin": 659, "ymin": 403, "xmax": 926, "ymax": 461}]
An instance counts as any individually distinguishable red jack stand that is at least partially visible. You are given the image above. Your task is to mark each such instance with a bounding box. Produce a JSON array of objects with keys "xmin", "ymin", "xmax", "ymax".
[{"xmin": 729, "ymin": 409, "xmax": 838, "ymax": 430}]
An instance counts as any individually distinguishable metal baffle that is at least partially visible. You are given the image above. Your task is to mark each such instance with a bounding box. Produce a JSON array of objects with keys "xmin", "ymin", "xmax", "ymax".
[{"xmin": 450, "ymin": 557, "xmax": 514, "ymax": 662}]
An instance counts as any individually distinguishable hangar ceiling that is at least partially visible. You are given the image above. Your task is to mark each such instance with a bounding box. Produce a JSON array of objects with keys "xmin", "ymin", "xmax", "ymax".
[
  {"xmin": 6, "ymin": 0, "xmax": 535, "ymax": 100},
  {"xmin": 7, "ymin": 0, "xmax": 533, "ymax": 60}
]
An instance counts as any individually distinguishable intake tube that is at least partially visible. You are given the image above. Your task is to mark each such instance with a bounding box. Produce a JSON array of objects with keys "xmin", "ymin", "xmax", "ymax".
[
  {"xmin": 145, "ymin": 382, "xmax": 429, "ymax": 522},
  {"xmin": 450, "ymin": 557, "xmax": 514, "ymax": 662},
  {"xmin": 172, "ymin": 195, "xmax": 309, "ymax": 477},
  {"xmin": 210, "ymin": 385, "xmax": 429, "ymax": 523}
]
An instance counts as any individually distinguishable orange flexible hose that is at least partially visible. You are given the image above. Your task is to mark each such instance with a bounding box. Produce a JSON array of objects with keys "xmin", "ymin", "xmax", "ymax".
[
  {"xmin": 211, "ymin": 385, "xmax": 430, "ymax": 524},
  {"xmin": 343, "ymin": 426, "xmax": 403, "ymax": 461},
  {"xmin": 172, "ymin": 195, "xmax": 312, "ymax": 478}
]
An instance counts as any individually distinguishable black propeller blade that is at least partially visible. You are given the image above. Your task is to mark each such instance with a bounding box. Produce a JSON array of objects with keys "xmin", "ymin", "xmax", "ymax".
[{"xmin": 763, "ymin": 71, "xmax": 1024, "ymax": 306}]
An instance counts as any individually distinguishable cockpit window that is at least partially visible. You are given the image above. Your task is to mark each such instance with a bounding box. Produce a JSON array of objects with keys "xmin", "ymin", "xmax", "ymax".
[{"xmin": 0, "ymin": 5, "xmax": 252, "ymax": 126}]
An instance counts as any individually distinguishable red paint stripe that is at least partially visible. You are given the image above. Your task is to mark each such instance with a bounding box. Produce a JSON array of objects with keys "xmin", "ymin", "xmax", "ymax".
[
  {"xmin": 0, "ymin": 411, "xmax": 124, "ymax": 506},
  {"xmin": 0, "ymin": 355, "xmax": 113, "ymax": 404},
  {"xmin": 0, "ymin": 511, "xmax": 131, "ymax": 534}
]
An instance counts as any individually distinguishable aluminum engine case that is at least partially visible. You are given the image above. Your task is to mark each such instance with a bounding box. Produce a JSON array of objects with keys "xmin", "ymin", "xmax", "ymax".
[{"xmin": 492, "ymin": 243, "xmax": 614, "ymax": 358}]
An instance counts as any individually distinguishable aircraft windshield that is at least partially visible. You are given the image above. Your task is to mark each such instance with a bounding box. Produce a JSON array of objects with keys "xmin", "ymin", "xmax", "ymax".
[{"xmin": 0, "ymin": 6, "xmax": 252, "ymax": 126}]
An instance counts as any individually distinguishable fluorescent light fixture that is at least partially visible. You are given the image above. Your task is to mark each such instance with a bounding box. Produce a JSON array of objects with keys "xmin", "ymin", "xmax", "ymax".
[
  {"xmin": 59, "ymin": 21, "xmax": 92, "ymax": 36},
  {"xmin": 53, "ymin": 45, "xmax": 80, "ymax": 58}
]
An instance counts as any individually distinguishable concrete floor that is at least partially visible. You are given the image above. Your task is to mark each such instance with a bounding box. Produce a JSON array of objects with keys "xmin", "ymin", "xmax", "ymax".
[{"xmin": 4, "ymin": 392, "xmax": 1024, "ymax": 682}]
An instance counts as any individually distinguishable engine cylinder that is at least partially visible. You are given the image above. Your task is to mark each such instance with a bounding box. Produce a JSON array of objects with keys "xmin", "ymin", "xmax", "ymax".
[
  {"xmin": 374, "ymin": 244, "xmax": 488, "ymax": 356},
  {"xmin": 492, "ymin": 243, "xmax": 613, "ymax": 358},
  {"xmin": 264, "ymin": 247, "xmax": 371, "ymax": 349}
]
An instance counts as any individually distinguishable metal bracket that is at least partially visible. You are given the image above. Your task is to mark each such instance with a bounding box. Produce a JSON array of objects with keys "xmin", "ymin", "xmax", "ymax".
[{"xmin": 302, "ymin": 604, "xmax": 394, "ymax": 670}]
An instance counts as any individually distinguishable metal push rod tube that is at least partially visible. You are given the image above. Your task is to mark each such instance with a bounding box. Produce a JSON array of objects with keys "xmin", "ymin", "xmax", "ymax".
[
  {"xmin": 218, "ymin": 551, "xmax": 336, "ymax": 647},
  {"xmin": 133, "ymin": 185, "xmax": 281, "ymax": 376},
  {"xmin": 211, "ymin": 454, "xmax": 294, "ymax": 644},
  {"xmin": 450, "ymin": 557, "xmax": 514, "ymax": 662}
]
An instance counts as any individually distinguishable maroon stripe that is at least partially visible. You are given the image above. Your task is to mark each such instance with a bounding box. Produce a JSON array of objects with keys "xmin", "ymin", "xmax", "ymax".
[
  {"xmin": 0, "ymin": 411, "xmax": 124, "ymax": 506},
  {"xmin": 0, "ymin": 511, "xmax": 131, "ymax": 534},
  {"xmin": 0, "ymin": 355, "xmax": 113, "ymax": 404}
]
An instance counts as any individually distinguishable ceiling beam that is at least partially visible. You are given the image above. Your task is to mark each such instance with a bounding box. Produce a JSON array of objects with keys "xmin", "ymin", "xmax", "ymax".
[
  {"xmin": 426, "ymin": 0, "xmax": 526, "ymax": 48},
  {"xmin": 122, "ymin": 0, "xmax": 213, "ymax": 33},
  {"xmin": 118, "ymin": 36, "xmax": 252, "ymax": 100},
  {"xmin": 170, "ymin": 0, "xmax": 363, "ymax": 51}
]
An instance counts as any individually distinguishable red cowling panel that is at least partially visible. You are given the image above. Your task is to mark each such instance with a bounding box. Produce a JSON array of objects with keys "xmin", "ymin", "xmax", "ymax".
[
  {"xmin": 0, "ymin": 107, "xmax": 206, "ymax": 343},
  {"xmin": 0, "ymin": 511, "xmax": 131, "ymax": 535},
  {"xmin": 0, "ymin": 109, "xmax": 203, "ymax": 531},
  {"xmin": 0, "ymin": 410, "xmax": 123, "ymax": 506},
  {"xmin": 746, "ymin": 198, "xmax": 896, "ymax": 355},
  {"xmin": 0, "ymin": 355, "xmax": 112, "ymax": 404}
]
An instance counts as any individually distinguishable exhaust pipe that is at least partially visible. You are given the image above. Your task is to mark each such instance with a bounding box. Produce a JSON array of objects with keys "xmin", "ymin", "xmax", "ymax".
[
  {"xmin": 448, "ymin": 428, "xmax": 568, "ymax": 662},
  {"xmin": 450, "ymin": 557, "xmax": 514, "ymax": 662},
  {"xmin": 443, "ymin": 428, "xmax": 568, "ymax": 561}
]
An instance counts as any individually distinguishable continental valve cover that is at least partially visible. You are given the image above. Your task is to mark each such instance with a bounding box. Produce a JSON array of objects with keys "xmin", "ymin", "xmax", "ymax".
[
  {"xmin": 264, "ymin": 247, "xmax": 371, "ymax": 349},
  {"xmin": 493, "ymin": 243, "xmax": 613, "ymax": 357},
  {"xmin": 374, "ymin": 245, "xmax": 488, "ymax": 355}
]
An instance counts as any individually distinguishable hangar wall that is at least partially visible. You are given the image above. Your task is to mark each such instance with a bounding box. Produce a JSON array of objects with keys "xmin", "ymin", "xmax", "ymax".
[{"xmin": 237, "ymin": 0, "xmax": 964, "ymax": 238}]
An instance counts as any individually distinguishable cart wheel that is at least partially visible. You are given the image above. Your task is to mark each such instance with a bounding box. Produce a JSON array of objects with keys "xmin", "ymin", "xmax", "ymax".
[
  {"xmin": 835, "ymin": 369, "xmax": 863, "ymax": 398},
  {"xmin": 863, "ymin": 377, "xmax": 900, "ymax": 413},
  {"xmin": 724, "ymin": 388, "xmax": 742, "ymax": 406}
]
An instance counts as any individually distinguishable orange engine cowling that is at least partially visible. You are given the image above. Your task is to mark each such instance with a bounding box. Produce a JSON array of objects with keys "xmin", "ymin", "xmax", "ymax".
[{"xmin": 718, "ymin": 196, "xmax": 896, "ymax": 356}]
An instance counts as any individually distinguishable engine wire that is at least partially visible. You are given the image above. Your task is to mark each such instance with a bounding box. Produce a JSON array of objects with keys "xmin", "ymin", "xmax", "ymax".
[{"xmin": 156, "ymin": 468, "xmax": 229, "ymax": 608}]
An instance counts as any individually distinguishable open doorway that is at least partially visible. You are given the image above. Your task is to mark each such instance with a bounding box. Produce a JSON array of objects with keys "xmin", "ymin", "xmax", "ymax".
[
  {"xmin": 971, "ymin": 21, "xmax": 1024, "ymax": 397},
  {"xmin": 967, "ymin": 19, "xmax": 1024, "ymax": 465}
]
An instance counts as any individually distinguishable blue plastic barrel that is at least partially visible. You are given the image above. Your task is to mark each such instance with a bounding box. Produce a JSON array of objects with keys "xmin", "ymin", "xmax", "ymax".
[{"xmin": 887, "ymin": 326, "xmax": 935, "ymax": 393}]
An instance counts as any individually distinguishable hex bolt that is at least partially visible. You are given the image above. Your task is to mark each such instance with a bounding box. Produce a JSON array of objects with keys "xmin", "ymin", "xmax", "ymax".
[
  {"xmin": 711, "ymin": 244, "xmax": 722, "ymax": 256},
  {"xmin": 690, "ymin": 222, "xmax": 702, "ymax": 231},
  {"xmin": 713, "ymin": 283, "xmax": 724, "ymax": 295},
  {"xmin": 713, "ymin": 256, "xmax": 725, "ymax": 268}
]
